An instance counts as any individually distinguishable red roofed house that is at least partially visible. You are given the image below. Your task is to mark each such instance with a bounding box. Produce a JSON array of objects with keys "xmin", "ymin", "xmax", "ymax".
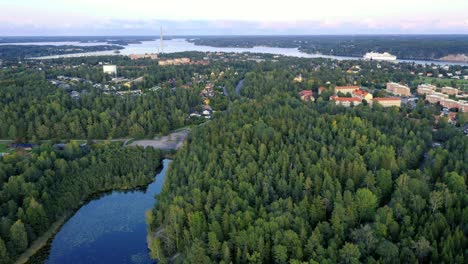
[
  {"xmin": 335, "ymin": 86, "xmax": 360, "ymax": 95},
  {"xmin": 352, "ymin": 89, "xmax": 373, "ymax": 101},
  {"xmin": 299, "ymin": 90, "xmax": 314, "ymax": 102},
  {"xmin": 372, "ymin": 97, "xmax": 401, "ymax": 107},
  {"xmin": 330, "ymin": 95, "xmax": 362, "ymax": 107},
  {"xmin": 318, "ymin": 87, "xmax": 326, "ymax": 95}
]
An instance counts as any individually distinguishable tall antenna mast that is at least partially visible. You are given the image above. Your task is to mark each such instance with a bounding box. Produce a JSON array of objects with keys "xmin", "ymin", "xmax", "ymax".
[{"xmin": 160, "ymin": 26, "xmax": 164, "ymax": 53}]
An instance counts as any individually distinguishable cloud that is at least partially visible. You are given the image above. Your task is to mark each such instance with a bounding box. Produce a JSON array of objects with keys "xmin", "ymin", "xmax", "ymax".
[{"xmin": 1, "ymin": 17, "xmax": 468, "ymax": 36}]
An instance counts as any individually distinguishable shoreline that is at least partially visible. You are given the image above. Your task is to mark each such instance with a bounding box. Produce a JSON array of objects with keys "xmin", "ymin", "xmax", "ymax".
[
  {"xmin": 12, "ymin": 38, "xmax": 466, "ymax": 66},
  {"xmin": 13, "ymin": 165, "xmax": 163, "ymax": 264}
]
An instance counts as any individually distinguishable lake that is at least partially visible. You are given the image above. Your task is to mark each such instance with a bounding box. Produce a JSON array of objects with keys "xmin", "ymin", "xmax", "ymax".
[
  {"xmin": 10, "ymin": 38, "xmax": 467, "ymax": 66},
  {"xmin": 43, "ymin": 159, "xmax": 172, "ymax": 264}
]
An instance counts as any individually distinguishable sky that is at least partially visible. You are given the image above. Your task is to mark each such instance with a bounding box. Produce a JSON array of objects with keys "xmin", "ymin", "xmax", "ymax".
[{"xmin": 1, "ymin": 0, "xmax": 468, "ymax": 35}]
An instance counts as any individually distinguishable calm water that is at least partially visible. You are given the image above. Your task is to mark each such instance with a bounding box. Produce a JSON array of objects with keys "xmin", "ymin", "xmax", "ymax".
[
  {"xmin": 18, "ymin": 38, "xmax": 468, "ymax": 66},
  {"xmin": 44, "ymin": 159, "xmax": 172, "ymax": 264}
]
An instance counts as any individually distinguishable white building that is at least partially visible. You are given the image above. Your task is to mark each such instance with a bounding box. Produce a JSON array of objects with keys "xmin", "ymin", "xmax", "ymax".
[{"xmin": 103, "ymin": 65, "xmax": 117, "ymax": 76}]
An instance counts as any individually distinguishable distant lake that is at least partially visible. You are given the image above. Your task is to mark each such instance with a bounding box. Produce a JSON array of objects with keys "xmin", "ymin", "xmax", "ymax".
[
  {"xmin": 43, "ymin": 159, "xmax": 172, "ymax": 264},
  {"xmin": 8, "ymin": 38, "xmax": 467, "ymax": 66}
]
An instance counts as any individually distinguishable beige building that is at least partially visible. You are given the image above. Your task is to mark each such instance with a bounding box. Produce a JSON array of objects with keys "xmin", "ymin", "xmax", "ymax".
[
  {"xmin": 386, "ymin": 82, "xmax": 411, "ymax": 97},
  {"xmin": 330, "ymin": 95, "xmax": 362, "ymax": 107},
  {"xmin": 417, "ymin": 84, "xmax": 437, "ymax": 95},
  {"xmin": 129, "ymin": 54, "xmax": 158, "ymax": 60},
  {"xmin": 460, "ymin": 102, "xmax": 468, "ymax": 112},
  {"xmin": 441, "ymin": 86, "xmax": 459, "ymax": 95},
  {"xmin": 372, "ymin": 97, "xmax": 402, "ymax": 107},
  {"xmin": 352, "ymin": 89, "xmax": 373, "ymax": 101},
  {"xmin": 440, "ymin": 98, "xmax": 461, "ymax": 109},
  {"xmin": 158, "ymin": 58, "xmax": 191, "ymax": 66},
  {"xmin": 335, "ymin": 86, "xmax": 360, "ymax": 95},
  {"xmin": 417, "ymin": 84, "xmax": 437, "ymax": 91},
  {"xmin": 426, "ymin": 93, "xmax": 449, "ymax": 104},
  {"xmin": 103, "ymin": 65, "xmax": 117, "ymax": 75}
]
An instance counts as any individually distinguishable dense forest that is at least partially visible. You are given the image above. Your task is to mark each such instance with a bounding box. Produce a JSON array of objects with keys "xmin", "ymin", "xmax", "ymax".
[
  {"xmin": 0, "ymin": 51, "xmax": 467, "ymax": 263},
  {"xmin": 0, "ymin": 45, "xmax": 123, "ymax": 60},
  {"xmin": 0, "ymin": 69, "xmax": 201, "ymax": 140},
  {"xmin": 189, "ymin": 35, "xmax": 468, "ymax": 60},
  {"xmin": 0, "ymin": 142, "xmax": 162, "ymax": 263},
  {"xmin": 149, "ymin": 95, "xmax": 467, "ymax": 263}
]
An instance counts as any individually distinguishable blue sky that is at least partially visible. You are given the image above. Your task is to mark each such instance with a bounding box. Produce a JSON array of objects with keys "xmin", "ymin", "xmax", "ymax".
[{"xmin": 1, "ymin": 0, "xmax": 468, "ymax": 35}]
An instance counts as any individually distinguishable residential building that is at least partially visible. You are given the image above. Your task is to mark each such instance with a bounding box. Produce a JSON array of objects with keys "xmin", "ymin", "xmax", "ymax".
[
  {"xmin": 201, "ymin": 83, "xmax": 215, "ymax": 97},
  {"xmin": 372, "ymin": 97, "xmax": 401, "ymax": 107},
  {"xmin": 330, "ymin": 95, "xmax": 362, "ymax": 107},
  {"xmin": 426, "ymin": 93, "xmax": 448, "ymax": 104},
  {"xmin": 440, "ymin": 98, "xmax": 460, "ymax": 109},
  {"xmin": 293, "ymin": 74, "xmax": 303, "ymax": 83},
  {"xmin": 158, "ymin": 58, "xmax": 191, "ymax": 66},
  {"xmin": 318, "ymin": 87, "xmax": 325, "ymax": 95},
  {"xmin": 335, "ymin": 86, "xmax": 360, "ymax": 95},
  {"xmin": 129, "ymin": 54, "xmax": 158, "ymax": 60},
  {"xmin": 460, "ymin": 102, "xmax": 468, "ymax": 112},
  {"xmin": 417, "ymin": 84, "xmax": 437, "ymax": 91},
  {"xmin": 386, "ymin": 82, "xmax": 411, "ymax": 97},
  {"xmin": 103, "ymin": 65, "xmax": 117, "ymax": 75},
  {"xmin": 417, "ymin": 87, "xmax": 435, "ymax": 95},
  {"xmin": 352, "ymin": 89, "xmax": 373, "ymax": 101},
  {"xmin": 441, "ymin": 86, "xmax": 459, "ymax": 95},
  {"xmin": 298, "ymin": 90, "xmax": 314, "ymax": 102}
]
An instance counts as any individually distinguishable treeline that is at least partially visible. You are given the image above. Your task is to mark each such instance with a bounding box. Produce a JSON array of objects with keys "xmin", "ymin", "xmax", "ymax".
[
  {"xmin": 149, "ymin": 96, "xmax": 467, "ymax": 263},
  {"xmin": 190, "ymin": 35, "xmax": 468, "ymax": 60},
  {"xmin": 0, "ymin": 45, "xmax": 123, "ymax": 60},
  {"xmin": 0, "ymin": 142, "xmax": 162, "ymax": 263}
]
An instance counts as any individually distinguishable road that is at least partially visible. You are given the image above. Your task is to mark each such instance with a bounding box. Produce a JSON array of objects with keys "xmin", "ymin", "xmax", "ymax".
[{"xmin": 235, "ymin": 79, "xmax": 245, "ymax": 96}]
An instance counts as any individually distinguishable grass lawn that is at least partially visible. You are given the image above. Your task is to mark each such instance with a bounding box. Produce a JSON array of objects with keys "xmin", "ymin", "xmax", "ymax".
[
  {"xmin": 418, "ymin": 77, "xmax": 468, "ymax": 91},
  {"xmin": 0, "ymin": 143, "xmax": 9, "ymax": 153}
]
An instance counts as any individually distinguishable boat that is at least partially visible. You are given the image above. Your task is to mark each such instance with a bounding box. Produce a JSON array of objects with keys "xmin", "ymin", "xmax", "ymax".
[{"xmin": 363, "ymin": 52, "xmax": 397, "ymax": 61}]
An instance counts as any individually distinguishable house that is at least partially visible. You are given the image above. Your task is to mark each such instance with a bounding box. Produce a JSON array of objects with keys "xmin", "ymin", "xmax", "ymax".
[
  {"xmin": 293, "ymin": 74, "xmax": 303, "ymax": 83},
  {"xmin": 298, "ymin": 90, "xmax": 314, "ymax": 102},
  {"xmin": 11, "ymin": 143, "xmax": 38, "ymax": 151},
  {"xmin": 335, "ymin": 86, "xmax": 360, "ymax": 95},
  {"xmin": 330, "ymin": 95, "xmax": 362, "ymax": 107},
  {"xmin": 447, "ymin": 112, "xmax": 457, "ymax": 125},
  {"xmin": 190, "ymin": 113, "xmax": 202, "ymax": 118},
  {"xmin": 318, "ymin": 87, "xmax": 325, "ymax": 95},
  {"xmin": 70, "ymin": 91, "xmax": 80, "ymax": 99},
  {"xmin": 352, "ymin": 89, "xmax": 373, "ymax": 101},
  {"xmin": 372, "ymin": 97, "xmax": 401, "ymax": 107},
  {"xmin": 201, "ymin": 83, "xmax": 215, "ymax": 97}
]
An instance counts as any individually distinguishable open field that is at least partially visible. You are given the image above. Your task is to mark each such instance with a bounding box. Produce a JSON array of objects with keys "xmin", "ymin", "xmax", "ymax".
[{"xmin": 129, "ymin": 129, "xmax": 190, "ymax": 150}]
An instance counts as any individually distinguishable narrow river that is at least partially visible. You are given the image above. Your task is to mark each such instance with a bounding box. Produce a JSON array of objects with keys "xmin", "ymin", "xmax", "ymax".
[{"xmin": 41, "ymin": 159, "xmax": 172, "ymax": 264}]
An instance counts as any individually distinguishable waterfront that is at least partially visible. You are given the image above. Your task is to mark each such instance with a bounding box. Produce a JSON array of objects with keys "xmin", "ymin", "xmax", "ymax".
[
  {"xmin": 13, "ymin": 38, "xmax": 468, "ymax": 66},
  {"xmin": 41, "ymin": 159, "xmax": 172, "ymax": 264}
]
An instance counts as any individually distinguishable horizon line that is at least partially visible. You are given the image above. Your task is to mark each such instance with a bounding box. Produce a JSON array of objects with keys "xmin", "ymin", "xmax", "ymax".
[{"xmin": 2, "ymin": 33, "xmax": 468, "ymax": 38}]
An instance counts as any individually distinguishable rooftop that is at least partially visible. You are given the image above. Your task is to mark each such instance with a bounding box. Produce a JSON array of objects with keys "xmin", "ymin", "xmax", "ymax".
[{"xmin": 373, "ymin": 97, "xmax": 401, "ymax": 101}]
